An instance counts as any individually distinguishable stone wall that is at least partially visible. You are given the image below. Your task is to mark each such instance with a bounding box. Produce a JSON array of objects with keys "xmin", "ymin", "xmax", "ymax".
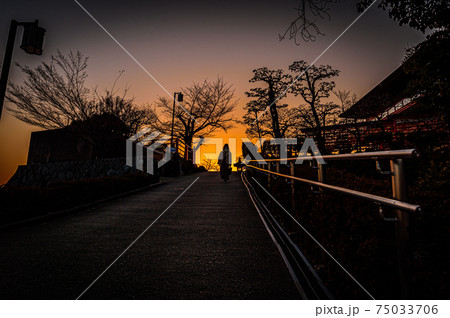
[{"xmin": 6, "ymin": 158, "xmax": 152, "ymax": 187}]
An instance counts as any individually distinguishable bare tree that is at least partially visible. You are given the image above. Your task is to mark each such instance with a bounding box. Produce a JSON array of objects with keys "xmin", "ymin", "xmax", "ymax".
[
  {"xmin": 289, "ymin": 60, "xmax": 340, "ymax": 150},
  {"xmin": 93, "ymin": 90, "xmax": 156, "ymax": 136},
  {"xmin": 243, "ymin": 100, "xmax": 298, "ymax": 139},
  {"xmin": 6, "ymin": 50, "xmax": 156, "ymax": 158},
  {"xmin": 331, "ymin": 89, "xmax": 362, "ymax": 150},
  {"xmin": 296, "ymin": 101, "xmax": 339, "ymax": 127},
  {"xmin": 151, "ymin": 78, "xmax": 237, "ymax": 146},
  {"xmin": 6, "ymin": 50, "xmax": 151, "ymax": 136},
  {"xmin": 280, "ymin": 0, "xmax": 333, "ymax": 45},
  {"xmin": 281, "ymin": 0, "xmax": 450, "ymax": 45},
  {"xmin": 6, "ymin": 50, "xmax": 92, "ymax": 129},
  {"xmin": 245, "ymin": 67, "xmax": 292, "ymax": 138},
  {"xmin": 333, "ymin": 89, "xmax": 358, "ymax": 123},
  {"xmin": 201, "ymin": 158, "xmax": 220, "ymax": 171},
  {"xmin": 242, "ymin": 100, "xmax": 268, "ymax": 140}
]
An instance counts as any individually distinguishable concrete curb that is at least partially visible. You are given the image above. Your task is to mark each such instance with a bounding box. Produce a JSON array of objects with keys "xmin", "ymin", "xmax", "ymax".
[{"xmin": 0, "ymin": 181, "xmax": 167, "ymax": 230}]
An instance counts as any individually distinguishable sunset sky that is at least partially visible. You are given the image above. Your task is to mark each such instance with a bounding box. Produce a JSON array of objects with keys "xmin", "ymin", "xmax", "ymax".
[{"xmin": 0, "ymin": 0, "xmax": 425, "ymax": 183}]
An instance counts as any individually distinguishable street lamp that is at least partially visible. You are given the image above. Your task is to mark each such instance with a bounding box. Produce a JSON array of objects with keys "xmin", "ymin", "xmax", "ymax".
[
  {"xmin": 170, "ymin": 92, "xmax": 183, "ymax": 157},
  {"xmin": 0, "ymin": 19, "xmax": 46, "ymax": 120}
]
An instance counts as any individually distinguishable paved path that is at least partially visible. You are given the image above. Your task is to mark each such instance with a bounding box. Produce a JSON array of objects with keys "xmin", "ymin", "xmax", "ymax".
[{"xmin": 0, "ymin": 172, "xmax": 299, "ymax": 299}]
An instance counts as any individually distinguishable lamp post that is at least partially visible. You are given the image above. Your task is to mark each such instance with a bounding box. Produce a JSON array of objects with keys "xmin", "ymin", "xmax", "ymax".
[
  {"xmin": 0, "ymin": 19, "xmax": 46, "ymax": 120},
  {"xmin": 170, "ymin": 92, "xmax": 183, "ymax": 158}
]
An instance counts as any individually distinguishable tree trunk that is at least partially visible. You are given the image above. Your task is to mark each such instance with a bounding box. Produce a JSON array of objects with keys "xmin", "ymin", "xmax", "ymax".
[
  {"xmin": 268, "ymin": 86, "xmax": 282, "ymax": 138},
  {"xmin": 309, "ymin": 101, "xmax": 324, "ymax": 152}
]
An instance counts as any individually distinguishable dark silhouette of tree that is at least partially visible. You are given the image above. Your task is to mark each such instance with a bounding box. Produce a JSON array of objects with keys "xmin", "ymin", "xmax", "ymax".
[
  {"xmin": 93, "ymin": 90, "xmax": 155, "ymax": 136},
  {"xmin": 281, "ymin": 1, "xmax": 449, "ymax": 45},
  {"xmin": 332, "ymin": 89, "xmax": 364, "ymax": 151},
  {"xmin": 357, "ymin": 0, "xmax": 450, "ymax": 32},
  {"xmin": 243, "ymin": 100, "xmax": 266, "ymax": 140},
  {"xmin": 280, "ymin": 0, "xmax": 332, "ymax": 45},
  {"xmin": 6, "ymin": 50, "xmax": 152, "ymax": 135},
  {"xmin": 151, "ymin": 78, "xmax": 237, "ymax": 146},
  {"xmin": 245, "ymin": 67, "xmax": 292, "ymax": 138},
  {"xmin": 294, "ymin": 101, "xmax": 339, "ymax": 129},
  {"xmin": 403, "ymin": 29, "xmax": 450, "ymax": 126},
  {"xmin": 333, "ymin": 89, "xmax": 358, "ymax": 123},
  {"xmin": 275, "ymin": 106, "xmax": 303, "ymax": 138},
  {"xmin": 288, "ymin": 60, "xmax": 339, "ymax": 150},
  {"xmin": 243, "ymin": 99, "xmax": 298, "ymax": 139},
  {"xmin": 7, "ymin": 50, "xmax": 91, "ymax": 129}
]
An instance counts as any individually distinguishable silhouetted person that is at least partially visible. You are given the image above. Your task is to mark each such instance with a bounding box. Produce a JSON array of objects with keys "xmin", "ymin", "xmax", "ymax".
[{"xmin": 218, "ymin": 143, "xmax": 232, "ymax": 182}]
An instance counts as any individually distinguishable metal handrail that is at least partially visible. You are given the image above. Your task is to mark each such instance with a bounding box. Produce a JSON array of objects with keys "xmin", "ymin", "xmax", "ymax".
[
  {"xmin": 241, "ymin": 172, "xmax": 334, "ymax": 299},
  {"xmin": 246, "ymin": 148, "xmax": 421, "ymax": 298},
  {"xmin": 245, "ymin": 164, "xmax": 421, "ymax": 214},
  {"xmin": 248, "ymin": 149, "xmax": 419, "ymax": 162}
]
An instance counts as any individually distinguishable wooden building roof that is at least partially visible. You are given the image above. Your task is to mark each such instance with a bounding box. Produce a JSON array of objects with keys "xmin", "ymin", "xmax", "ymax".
[{"xmin": 340, "ymin": 65, "xmax": 410, "ymax": 119}]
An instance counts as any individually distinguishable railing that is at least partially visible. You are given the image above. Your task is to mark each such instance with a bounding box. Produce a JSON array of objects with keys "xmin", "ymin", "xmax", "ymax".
[
  {"xmin": 241, "ymin": 171, "xmax": 333, "ymax": 299},
  {"xmin": 247, "ymin": 149, "xmax": 420, "ymax": 213},
  {"xmin": 245, "ymin": 149, "xmax": 421, "ymax": 299}
]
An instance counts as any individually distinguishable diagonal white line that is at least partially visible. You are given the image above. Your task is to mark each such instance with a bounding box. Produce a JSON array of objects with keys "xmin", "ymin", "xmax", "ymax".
[
  {"xmin": 76, "ymin": 177, "xmax": 200, "ymax": 300},
  {"xmin": 252, "ymin": 0, "xmax": 379, "ymax": 124},
  {"xmin": 251, "ymin": 176, "xmax": 375, "ymax": 300},
  {"xmin": 73, "ymin": 0, "xmax": 198, "ymax": 123}
]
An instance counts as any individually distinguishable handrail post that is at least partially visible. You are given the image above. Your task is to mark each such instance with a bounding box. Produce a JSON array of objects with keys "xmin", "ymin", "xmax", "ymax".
[
  {"xmin": 290, "ymin": 162, "xmax": 296, "ymax": 211},
  {"xmin": 275, "ymin": 162, "xmax": 280, "ymax": 200},
  {"xmin": 391, "ymin": 158, "xmax": 410, "ymax": 299},
  {"xmin": 318, "ymin": 162, "xmax": 326, "ymax": 193},
  {"xmin": 318, "ymin": 163, "xmax": 325, "ymax": 183}
]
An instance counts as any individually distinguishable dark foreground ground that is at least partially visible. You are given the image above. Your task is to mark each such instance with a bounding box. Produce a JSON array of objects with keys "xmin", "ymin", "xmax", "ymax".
[{"xmin": 0, "ymin": 172, "xmax": 299, "ymax": 299}]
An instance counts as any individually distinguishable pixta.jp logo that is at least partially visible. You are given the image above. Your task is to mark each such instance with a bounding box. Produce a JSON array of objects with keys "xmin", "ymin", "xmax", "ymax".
[
  {"xmin": 126, "ymin": 128, "xmax": 171, "ymax": 175},
  {"xmin": 192, "ymin": 137, "xmax": 325, "ymax": 165}
]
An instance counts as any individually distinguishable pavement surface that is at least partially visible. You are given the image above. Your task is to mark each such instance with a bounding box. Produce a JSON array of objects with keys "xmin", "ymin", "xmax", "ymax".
[{"xmin": 0, "ymin": 172, "xmax": 300, "ymax": 299}]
